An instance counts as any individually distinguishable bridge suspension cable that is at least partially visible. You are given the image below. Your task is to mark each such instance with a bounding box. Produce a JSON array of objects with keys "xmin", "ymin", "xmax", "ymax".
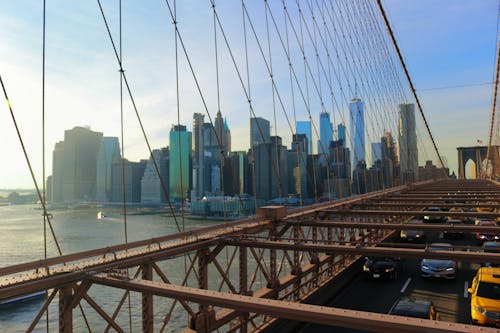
[
  {"xmin": 486, "ymin": 28, "xmax": 500, "ymax": 178},
  {"xmin": 376, "ymin": 0, "xmax": 447, "ymax": 176}
]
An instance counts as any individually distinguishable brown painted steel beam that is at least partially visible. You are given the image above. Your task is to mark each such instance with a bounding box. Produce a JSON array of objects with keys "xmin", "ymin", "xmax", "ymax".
[
  {"xmin": 0, "ymin": 238, "xmax": 216, "ymax": 301},
  {"xmin": 0, "ymin": 187, "xmax": 404, "ymax": 282},
  {"xmin": 26, "ymin": 289, "xmax": 58, "ymax": 333},
  {"xmin": 359, "ymin": 202, "xmax": 500, "ymax": 208},
  {"xmin": 141, "ymin": 264, "xmax": 153, "ymax": 333},
  {"xmin": 89, "ymin": 275, "xmax": 493, "ymax": 333},
  {"xmin": 366, "ymin": 197, "xmax": 500, "ymax": 202},
  {"xmin": 323, "ymin": 209, "xmax": 500, "ymax": 218},
  {"xmin": 287, "ymin": 220, "xmax": 500, "ymax": 232},
  {"xmin": 223, "ymin": 239, "xmax": 500, "ymax": 263},
  {"xmin": 59, "ymin": 285, "xmax": 73, "ymax": 333},
  {"xmin": 82, "ymin": 294, "xmax": 124, "ymax": 333}
]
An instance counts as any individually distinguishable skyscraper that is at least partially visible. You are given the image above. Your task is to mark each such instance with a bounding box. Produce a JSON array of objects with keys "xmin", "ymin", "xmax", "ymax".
[
  {"xmin": 214, "ymin": 111, "xmax": 231, "ymax": 158},
  {"xmin": 96, "ymin": 137, "xmax": 121, "ymax": 202},
  {"xmin": 349, "ymin": 98, "xmax": 365, "ymax": 169},
  {"xmin": 337, "ymin": 123, "xmax": 346, "ymax": 147},
  {"xmin": 296, "ymin": 120, "xmax": 312, "ymax": 154},
  {"xmin": 381, "ymin": 131, "xmax": 398, "ymax": 188},
  {"xmin": 289, "ymin": 133, "xmax": 308, "ymax": 198},
  {"xmin": 141, "ymin": 149, "xmax": 169, "ymax": 204},
  {"xmin": 318, "ymin": 111, "xmax": 333, "ymax": 156},
  {"xmin": 399, "ymin": 103, "xmax": 418, "ymax": 183},
  {"xmin": 329, "ymin": 140, "xmax": 351, "ymax": 198},
  {"xmin": 112, "ymin": 158, "xmax": 146, "ymax": 203},
  {"xmin": 169, "ymin": 125, "xmax": 192, "ymax": 201},
  {"xmin": 51, "ymin": 126, "xmax": 103, "ymax": 202},
  {"xmin": 252, "ymin": 136, "xmax": 288, "ymax": 200},
  {"xmin": 193, "ymin": 113, "xmax": 205, "ymax": 199},
  {"xmin": 250, "ymin": 117, "xmax": 270, "ymax": 147},
  {"xmin": 371, "ymin": 142, "xmax": 382, "ymax": 167}
]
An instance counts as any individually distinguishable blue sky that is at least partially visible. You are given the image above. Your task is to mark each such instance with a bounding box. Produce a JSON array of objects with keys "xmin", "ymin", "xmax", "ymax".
[{"xmin": 0, "ymin": 1, "xmax": 497, "ymax": 188}]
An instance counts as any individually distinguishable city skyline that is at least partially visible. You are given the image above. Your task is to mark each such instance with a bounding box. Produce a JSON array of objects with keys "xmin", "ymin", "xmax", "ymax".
[{"xmin": 0, "ymin": 1, "xmax": 497, "ymax": 188}]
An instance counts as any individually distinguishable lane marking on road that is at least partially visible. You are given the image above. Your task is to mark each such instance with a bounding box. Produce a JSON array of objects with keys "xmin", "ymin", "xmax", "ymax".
[
  {"xmin": 400, "ymin": 277, "xmax": 411, "ymax": 293},
  {"xmin": 464, "ymin": 281, "xmax": 469, "ymax": 298}
]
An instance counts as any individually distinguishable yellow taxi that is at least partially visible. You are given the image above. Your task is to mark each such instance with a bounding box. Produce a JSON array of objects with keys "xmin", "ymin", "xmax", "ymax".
[{"xmin": 469, "ymin": 267, "xmax": 500, "ymax": 326}]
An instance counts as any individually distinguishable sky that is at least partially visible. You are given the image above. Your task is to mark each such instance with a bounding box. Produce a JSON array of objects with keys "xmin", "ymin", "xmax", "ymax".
[{"xmin": 0, "ymin": 0, "xmax": 498, "ymax": 189}]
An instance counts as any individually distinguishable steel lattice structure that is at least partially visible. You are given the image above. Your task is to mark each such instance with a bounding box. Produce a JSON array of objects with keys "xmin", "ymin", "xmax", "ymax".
[{"xmin": 1, "ymin": 179, "xmax": 500, "ymax": 333}]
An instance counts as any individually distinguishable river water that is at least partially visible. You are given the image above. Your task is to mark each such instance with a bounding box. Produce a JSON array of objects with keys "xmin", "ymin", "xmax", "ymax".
[{"xmin": 0, "ymin": 204, "xmax": 221, "ymax": 332}]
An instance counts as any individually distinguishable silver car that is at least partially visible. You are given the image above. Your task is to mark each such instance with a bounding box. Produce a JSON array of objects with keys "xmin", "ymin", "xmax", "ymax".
[{"xmin": 420, "ymin": 243, "xmax": 456, "ymax": 279}]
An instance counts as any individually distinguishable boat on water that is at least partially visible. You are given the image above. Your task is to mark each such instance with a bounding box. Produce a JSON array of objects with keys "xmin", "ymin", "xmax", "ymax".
[
  {"xmin": 0, "ymin": 290, "xmax": 46, "ymax": 308},
  {"xmin": 97, "ymin": 211, "xmax": 106, "ymax": 220}
]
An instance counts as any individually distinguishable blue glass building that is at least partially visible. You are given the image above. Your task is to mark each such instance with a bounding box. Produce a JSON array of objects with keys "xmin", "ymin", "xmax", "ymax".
[
  {"xmin": 296, "ymin": 120, "xmax": 312, "ymax": 154},
  {"xmin": 349, "ymin": 98, "xmax": 365, "ymax": 169},
  {"xmin": 318, "ymin": 112, "xmax": 333, "ymax": 156},
  {"xmin": 96, "ymin": 137, "xmax": 121, "ymax": 202},
  {"xmin": 337, "ymin": 123, "xmax": 346, "ymax": 147}
]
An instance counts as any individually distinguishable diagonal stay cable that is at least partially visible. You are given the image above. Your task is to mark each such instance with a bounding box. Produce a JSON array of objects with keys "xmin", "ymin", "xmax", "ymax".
[
  {"xmin": 0, "ymin": 76, "xmax": 63, "ymax": 257},
  {"xmin": 95, "ymin": 0, "xmax": 183, "ymax": 232},
  {"xmin": 486, "ymin": 34, "xmax": 500, "ymax": 177},
  {"xmin": 163, "ymin": 0, "xmax": 250, "ymax": 211},
  {"xmin": 0, "ymin": 74, "xmax": 97, "ymax": 332},
  {"xmin": 376, "ymin": 0, "xmax": 447, "ymax": 176}
]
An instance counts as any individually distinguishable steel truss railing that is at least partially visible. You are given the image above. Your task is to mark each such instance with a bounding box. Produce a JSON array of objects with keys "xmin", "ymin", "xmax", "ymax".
[{"xmin": 1, "ymin": 179, "xmax": 499, "ymax": 332}]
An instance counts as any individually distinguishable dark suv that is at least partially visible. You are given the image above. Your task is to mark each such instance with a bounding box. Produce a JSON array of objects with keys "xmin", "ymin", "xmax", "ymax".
[{"xmin": 388, "ymin": 298, "xmax": 439, "ymax": 320}]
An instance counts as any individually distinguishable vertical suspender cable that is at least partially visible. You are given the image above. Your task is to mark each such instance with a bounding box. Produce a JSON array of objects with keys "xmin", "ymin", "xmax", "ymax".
[
  {"xmin": 0, "ymin": 75, "xmax": 99, "ymax": 329},
  {"xmin": 173, "ymin": 0, "xmax": 186, "ymax": 232},
  {"xmin": 242, "ymin": 1, "xmax": 258, "ymax": 214},
  {"xmin": 212, "ymin": 1, "xmax": 227, "ymax": 222},
  {"xmin": 264, "ymin": 2, "xmax": 283, "ymax": 203},
  {"xmin": 284, "ymin": 2, "xmax": 303, "ymax": 207},
  {"xmin": 117, "ymin": 1, "xmax": 133, "ymax": 331},
  {"xmin": 41, "ymin": 1, "xmax": 50, "ymax": 332},
  {"xmin": 119, "ymin": 0, "xmax": 128, "ymax": 246}
]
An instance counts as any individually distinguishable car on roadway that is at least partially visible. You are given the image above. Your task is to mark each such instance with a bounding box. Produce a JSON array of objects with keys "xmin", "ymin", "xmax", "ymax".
[
  {"xmin": 362, "ymin": 256, "xmax": 401, "ymax": 280},
  {"xmin": 464, "ymin": 207, "xmax": 478, "ymax": 224},
  {"xmin": 475, "ymin": 220, "xmax": 500, "ymax": 244},
  {"xmin": 422, "ymin": 207, "xmax": 445, "ymax": 223},
  {"xmin": 468, "ymin": 266, "xmax": 500, "ymax": 326},
  {"xmin": 400, "ymin": 219, "xmax": 425, "ymax": 242},
  {"xmin": 388, "ymin": 298, "xmax": 439, "ymax": 320},
  {"xmin": 447, "ymin": 207, "xmax": 465, "ymax": 222},
  {"xmin": 442, "ymin": 219, "xmax": 464, "ymax": 239},
  {"xmin": 420, "ymin": 243, "xmax": 456, "ymax": 279},
  {"xmin": 482, "ymin": 242, "xmax": 500, "ymax": 268},
  {"xmin": 475, "ymin": 218, "xmax": 497, "ymax": 226}
]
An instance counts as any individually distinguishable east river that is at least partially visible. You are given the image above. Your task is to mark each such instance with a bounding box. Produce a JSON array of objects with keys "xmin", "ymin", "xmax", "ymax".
[{"xmin": 0, "ymin": 204, "xmax": 222, "ymax": 333}]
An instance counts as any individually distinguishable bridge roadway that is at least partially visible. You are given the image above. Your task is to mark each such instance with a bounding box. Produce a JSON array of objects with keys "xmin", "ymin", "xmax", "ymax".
[
  {"xmin": 299, "ymin": 229, "xmax": 482, "ymax": 333},
  {"xmin": 1, "ymin": 179, "xmax": 500, "ymax": 332}
]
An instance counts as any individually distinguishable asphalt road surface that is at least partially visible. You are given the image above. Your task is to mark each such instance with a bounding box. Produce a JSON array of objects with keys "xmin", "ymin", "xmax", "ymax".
[{"xmin": 298, "ymin": 230, "xmax": 481, "ymax": 333}]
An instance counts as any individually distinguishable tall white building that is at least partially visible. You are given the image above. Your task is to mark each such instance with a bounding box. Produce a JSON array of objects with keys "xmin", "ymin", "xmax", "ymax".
[{"xmin": 399, "ymin": 103, "xmax": 418, "ymax": 183}]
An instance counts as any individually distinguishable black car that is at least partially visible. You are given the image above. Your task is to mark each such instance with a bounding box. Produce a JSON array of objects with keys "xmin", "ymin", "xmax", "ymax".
[
  {"xmin": 363, "ymin": 257, "xmax": 400, "ymax": 280},
  {"xmin": 442, "ymin": 219, "xmax": 464, "ymax": 239},
  {"xmin": 388, "ymin": 298, "xmax": 439, "ymax": 320},
  {"xmin": 422, "ymin": 207, "xmax": 445, "ymax": 223}
]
